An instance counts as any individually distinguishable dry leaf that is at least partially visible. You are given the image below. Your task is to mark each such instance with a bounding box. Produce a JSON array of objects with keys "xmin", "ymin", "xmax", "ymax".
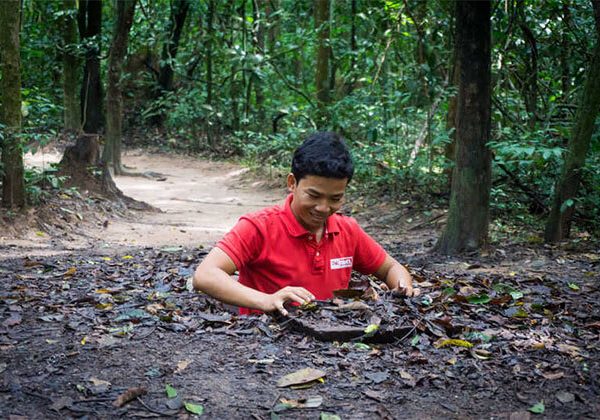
[
  {"xmin": 277, "ymin": 368, "xmax": 326, "ymax": 388},
  {"xmin": 175, "ymin": 359, "xmax": 191, "ymax": 373},
  {"xmin": 113, "ymin": 387, "xmax": 147, "ymax": 407}
]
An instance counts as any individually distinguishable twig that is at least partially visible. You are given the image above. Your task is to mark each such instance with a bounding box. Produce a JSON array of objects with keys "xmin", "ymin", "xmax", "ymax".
[{"xmin": 136, "ymin": 397, "xmax": 178, "ymax": 416}]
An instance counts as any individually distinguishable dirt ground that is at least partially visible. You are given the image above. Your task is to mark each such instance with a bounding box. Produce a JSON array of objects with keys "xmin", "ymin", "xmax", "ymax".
[
  {"xmin": 1, "ymin": 149, "xmax": 599, "ymax": 419},
  {"xmin": 1, "ymin": 148, "xmax": 284, "ymax": 258}
]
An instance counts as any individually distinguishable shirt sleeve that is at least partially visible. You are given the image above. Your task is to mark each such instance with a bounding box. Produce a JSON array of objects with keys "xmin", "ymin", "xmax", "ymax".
[
  {"xmin": 351, "ymin": 221, "xmax": 387, "ymax": 275},
  {"xmin": 216, "ymin": 216, "xmax": 264, "ymax": 271}
]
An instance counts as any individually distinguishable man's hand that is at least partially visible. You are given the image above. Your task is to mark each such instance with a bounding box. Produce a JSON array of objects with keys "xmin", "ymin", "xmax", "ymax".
[
  {"xmin": 262, "ymin": 286, "xmax": 315, "ymax": 316},
  {"xmin": 375, "ymin": 254, "xmax": 420, "ymax": 297},
  {"xmin": 389, "ymin": 278, "xmax": 420, "ymax": 297}
]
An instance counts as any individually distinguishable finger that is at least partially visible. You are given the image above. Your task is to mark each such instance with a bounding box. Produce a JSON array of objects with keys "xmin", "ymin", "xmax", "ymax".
[{"xmin": 276, "ymin": 302, "xmax": 288, "ymax": 316}]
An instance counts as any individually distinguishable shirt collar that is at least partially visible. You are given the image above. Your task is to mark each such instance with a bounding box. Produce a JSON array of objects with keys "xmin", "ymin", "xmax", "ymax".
[{"xmin": 281, "ymin": 193, "xmax": 340, "ymax": 237}]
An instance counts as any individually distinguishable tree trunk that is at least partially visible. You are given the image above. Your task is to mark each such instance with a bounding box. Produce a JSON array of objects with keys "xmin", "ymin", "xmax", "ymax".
[
  {"xmin": 315, "ymin": 0, "xmax": 331, "ymax": 126},
  {"xmin": 78, "ymin": 0, "xmax": 104, "ymax": 134},
  {"xmin": 103, "ymin": 0, "xmax": 137, "ymax": 175},
  {"xmin": 0, "ymin": 0, "xmax": 25, "ymax": 208},
  {"xmin": 158, "ymin": 0, "xmax": 190, "ymax": 92},
  {"xmin": 544, "ymin": 35, "xmax": 600, "ymax": 242},
  {"xmin": 204, "ymin": 0, "xmax": 214, "ymax": 147},
  {"xmin": 560, "ymin": 2, "xmax": 572, "ymax": 100},
  {"xmin": 252, "ymin": 0, "xmax": 266, "ymax": 127},
  {"xmin": 435, "ymin": 1, "xmax": 492, "ymax": 255},
  {"xmin": 444, "ymin": 2, "xmax": 459, "ymax": 189},
  {"xmin": 62, "ymin": 0, "xmax": 81, "ymax": 131}
]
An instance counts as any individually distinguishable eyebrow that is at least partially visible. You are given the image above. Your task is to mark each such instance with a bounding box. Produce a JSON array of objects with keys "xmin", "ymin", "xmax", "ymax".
[{"xmin": 307, "ymin": 188, "xmax": 344, "ymax": 198}]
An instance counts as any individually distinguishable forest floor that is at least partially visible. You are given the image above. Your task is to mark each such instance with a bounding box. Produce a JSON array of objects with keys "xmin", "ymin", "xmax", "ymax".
[{"xmin": 1, "ymin": 147, "xmax": 599, "ymax": 419}]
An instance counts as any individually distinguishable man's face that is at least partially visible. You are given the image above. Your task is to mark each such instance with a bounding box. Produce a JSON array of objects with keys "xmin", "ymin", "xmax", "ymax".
[{"xmin": 287, "ymin": 174, "xmax": 348, "ymax": 233}]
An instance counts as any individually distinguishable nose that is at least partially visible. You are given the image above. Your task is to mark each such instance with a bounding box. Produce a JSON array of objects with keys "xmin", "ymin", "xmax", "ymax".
[{"xmin": 315, "ymin": 200, "xmax": 330, "ymax": 214}]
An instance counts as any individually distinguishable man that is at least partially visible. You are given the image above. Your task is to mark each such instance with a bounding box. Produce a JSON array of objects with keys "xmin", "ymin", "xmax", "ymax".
[{"xmin": 193, "ymin": 132, "xmax": 414, "ymax": 316}]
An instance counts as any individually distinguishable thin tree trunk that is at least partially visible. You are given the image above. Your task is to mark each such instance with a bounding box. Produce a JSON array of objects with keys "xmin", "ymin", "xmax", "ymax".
[
  {"xmin": 158, "ymin": 0, "xmax": 190, "ymax": 92},
  {"xmin": 204, "ymin": 0, "xmax": 215, "ymax": 147},
  {"xmin": 0, "ymin": 0, "xmax": 25, "ymax": 208},
  {"xmin": 435, "ymin": 1, "xmax": 492, "ymax": 255},
  {"xmin": 252, "ymin": 0, "xmax": 266, "ymax": 127},
  {"xmin": 444, "ymin": 2, "xmax": 459, "ymax": 188},
  {"xmin": 517, "ymin": 0, "xmax": 538, "ymax": 129},
  {"xmin": 103, "ymin": 0, "xmax": 137, "ymax": 175},
  {"xmin": 315, "ymin": 0, "xmax": 331, "ymax": 126},
  {"xmin": 560, "ymin": 2, "xmax": 572, "ymax": 100},
  {"xmin": 544, "ymin": 12, "xmax": 600, "ymax": 242},
  {"xmin": 78, "ymin": 0, "xmax": 104, "ymax": 134},
  {"xmin": 62, "ymin": 0, "xmax": 81, "ymax": 131}
]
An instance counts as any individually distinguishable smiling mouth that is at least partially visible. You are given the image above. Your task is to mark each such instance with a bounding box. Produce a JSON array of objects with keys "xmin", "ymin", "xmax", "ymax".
[{"xmin": 311, "ymin": 213, "xmax": 327, "ymax": 222}]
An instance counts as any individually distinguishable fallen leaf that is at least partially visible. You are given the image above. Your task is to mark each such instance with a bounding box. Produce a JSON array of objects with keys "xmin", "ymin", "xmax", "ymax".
[
  {"xmin": 320, "ymin": 412, "xmax": 341, "ymax": 420},
  {"xmin": 398, "ymin": 370, "xmax": 416, "ymax": 387},
  {"xmin": 471, "ymin": 349, "xmax": 492, "ymax": 360},
  {"xmin": 364, "ymin": 324, "xmax": 379, "ymax": 335},
  {"xmin": 175, "ymin": 360, "xmax": 191, "ymax": 374},
  {"xmin": 568, "ymin": 283, "xmax": 580, "ymax": 291},
  {"xmin": 434, "ymin": 339, "xmax": 474, "ymax": 349},
  {"xmin": 509, "ymin": 411, "xmax": 531, "ymax": 420},
  {"xmin": 165, "ymin": 384, "xmax": 177, "ymax": 399},
  {"xmin": 466, "ymin": 294, "xmax": 491, "ymax": 304},
  {"xmin": 556, "ymin": 391, "xmax": 574, "ymax": 404},
  {"xmin": 63, "ymin": 267, "xmax": 77, "ymax": 277},
  {"xmin": 364, "ymin": 371, "xmax": 389, "ymax": 384},
  {"xmin": 363, "ymin": 389, "xmax": 384, "ymax": 402},
  {"xmin": 113, "ymin": 387, "xmax": 147, "ymax": 407},
  {"xmin": 88, "ymin": 377, "xmax": 111, "ymax": 394},
  {"xmin": 557, "ymin": 344, "xmax": 582, "ymax": 358},
  {"xmin": 277, "ymin": 368, "xmax": 326, "ymax": 388},
  {"xmin": 95, "ymin": 288, "xmax": 112, "ymax": 294},
  {"xmin": 528, "ymin": 401, "xmax": 545, "ymax": 414},
  {"xmin": 184, "ymin": 402, "xmax": 204, "ymax": 415},
  {"xmin": 541, "ymin": 371, "xmax": 564, "ymax": 380}
]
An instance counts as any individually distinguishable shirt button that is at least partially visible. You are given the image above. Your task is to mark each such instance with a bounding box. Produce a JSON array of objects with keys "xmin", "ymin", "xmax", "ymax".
[{"xmin": 308, "ymin": 235, "xmax": 313, "ymax": 240}]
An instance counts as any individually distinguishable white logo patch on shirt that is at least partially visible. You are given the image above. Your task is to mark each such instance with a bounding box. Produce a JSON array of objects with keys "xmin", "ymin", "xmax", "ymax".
[{"xmin": 330, "ymin": 257, "xmax": 353, "ymax": 270}]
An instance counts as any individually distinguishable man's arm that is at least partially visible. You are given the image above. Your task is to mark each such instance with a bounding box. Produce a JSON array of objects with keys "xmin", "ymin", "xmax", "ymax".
[
  {"xmin": 193, "ymin": 247, "xmax": 315, "ymax": 316},
  {"xmin": 373, "ymin": 254, "xmax": 417, "ymax": 296}
]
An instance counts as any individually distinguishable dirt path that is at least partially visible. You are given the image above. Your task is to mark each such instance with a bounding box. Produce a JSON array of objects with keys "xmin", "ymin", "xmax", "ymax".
[{"xmin": 2, "ymin": 149, "xmax": 285, "ymax": 257}]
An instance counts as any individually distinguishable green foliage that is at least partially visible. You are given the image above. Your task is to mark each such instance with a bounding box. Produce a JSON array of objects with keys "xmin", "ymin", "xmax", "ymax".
[
  {"xmin": 11, "ymin": 0, "xmax": 600, "ymax": 236},
  {"xmin": 23, "ymin": 165, "xmax": 67, "ymax": 205}
]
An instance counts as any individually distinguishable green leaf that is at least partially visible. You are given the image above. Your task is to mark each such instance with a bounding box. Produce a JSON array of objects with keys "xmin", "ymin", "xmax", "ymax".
[
  {"xmin": 568, "ymin": 283, "xmax": 580, "ymax": 291},
  {"xmin": 410, "ymin": 334, "xmax": 420, "ymax": 347},
  {"xmin": 354, "ymin": 342, "xmax": 370, "ymax": 351},
  {"xmin": 466, "ymin": 294, "xmax": 491, "ymax": 304},
  {"xmin": 529, "ymin": 401, "xmax": 545, "ymax": 414},
  {"xmin": 165, "ymin": 384, "xmax": 177, "ymax": 399},
  {"xmin": 184, "ymin": 402, "xmax": 204, "ymax": 415},
  {"xmin": 509, "ymin": 290, "xmax": 524, "ymax": 300},
  {"xmin": 560, "ymin": 199, "xmax": 574, "ymax": 213},
  {"xmin": 363, "ymin": 324, "xmax": 379, "ymax": 334},
  {"xmin": 320, "ymin": 413, "xmax": 341, "ymax": 420}
]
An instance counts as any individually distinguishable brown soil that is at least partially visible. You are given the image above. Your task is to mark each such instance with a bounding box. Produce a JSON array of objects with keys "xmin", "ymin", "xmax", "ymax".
[{"xmin": 1, "ymin": 148, "xmax": 598, "ymax": 419}]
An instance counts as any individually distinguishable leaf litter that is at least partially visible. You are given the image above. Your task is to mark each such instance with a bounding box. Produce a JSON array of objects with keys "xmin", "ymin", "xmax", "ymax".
[{"xmin": 0, "ymin": 237, "xmax": 598, "ymax": 418}]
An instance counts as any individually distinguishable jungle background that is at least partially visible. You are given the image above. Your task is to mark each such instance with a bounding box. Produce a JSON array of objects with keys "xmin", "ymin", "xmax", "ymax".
[{"xmin": 0, "ymin": 0, "xmax": 599, "ymax": 418}]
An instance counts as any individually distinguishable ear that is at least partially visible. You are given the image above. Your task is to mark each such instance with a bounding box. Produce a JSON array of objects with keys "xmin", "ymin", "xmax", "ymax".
[{"xmin": 286, "ymin": 173, "xmax": 297, "ymax": 192}]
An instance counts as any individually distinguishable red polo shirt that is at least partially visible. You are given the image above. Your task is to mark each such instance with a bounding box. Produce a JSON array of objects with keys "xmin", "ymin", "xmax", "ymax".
[{"xmin": 217, "ymin": 194, "xmax": 387, "ymax": 314}]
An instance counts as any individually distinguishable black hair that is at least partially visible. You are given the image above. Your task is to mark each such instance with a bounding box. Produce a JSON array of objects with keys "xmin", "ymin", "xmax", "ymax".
[{"xmin": 291, "ymin": 131, "xmax": 354, "ymax": 183}]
